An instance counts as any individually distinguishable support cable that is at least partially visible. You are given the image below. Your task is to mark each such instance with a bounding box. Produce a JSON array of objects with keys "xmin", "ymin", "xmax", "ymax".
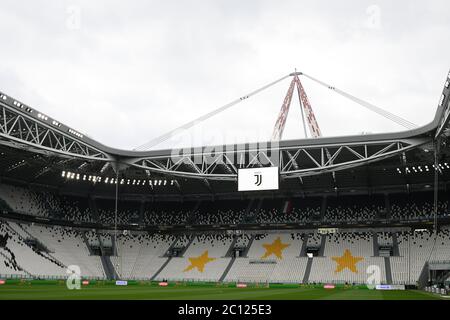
[
  {"xmin": 134, "ymin": 74, "xmax": 291, "ymax": 151},
  {"xmin": 301, "ymin": 73, "xmax": 418, "ymax": 130},
  {"xmin": 298, "ymin": 86, "xmax": 309, "ymax": 139},
  {"xmin": 425, "ymin": 138, "xmax": 440, "ymax": 278},
  {"xmin": 114, "ymin": 168, "xmax": 119, "ymax": 280}
]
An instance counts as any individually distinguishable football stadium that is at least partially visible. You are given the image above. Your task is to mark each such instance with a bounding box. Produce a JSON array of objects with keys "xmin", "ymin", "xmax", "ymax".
[
  {"xmin": 0, "ymin": 67, "xmax": 449, "ymax": 301},
  {"xmin": 1, "ymin": 2, "xmax": 450, "ymax": 307}
]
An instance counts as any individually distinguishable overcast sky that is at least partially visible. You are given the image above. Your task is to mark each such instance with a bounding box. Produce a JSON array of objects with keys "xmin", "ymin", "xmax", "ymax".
[{"xmin": 0, "ymin": 0, "xmax": 449, "ymax": 151}]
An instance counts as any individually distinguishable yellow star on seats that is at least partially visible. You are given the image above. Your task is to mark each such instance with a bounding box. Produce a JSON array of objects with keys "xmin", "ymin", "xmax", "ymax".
[
  {"xmin": 183, "ymin": 250, "xmax": 216, "ymax": 273},
  {"xmin": 261, "ymin": 237, "xmax": 290, "ymax": 259},
  {"xmin": 332, "ymin": 249, "xmax": 364, "ymax": 273}
]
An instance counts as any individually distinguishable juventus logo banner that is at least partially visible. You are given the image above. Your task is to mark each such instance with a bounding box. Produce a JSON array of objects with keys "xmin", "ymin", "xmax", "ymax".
[{"xmin": 238, "ymin": 167, "xmax": 279, "ymax": 191}]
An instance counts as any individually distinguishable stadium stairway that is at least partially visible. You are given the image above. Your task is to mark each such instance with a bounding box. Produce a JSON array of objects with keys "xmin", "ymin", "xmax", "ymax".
[
  {"xmin": 392, "ymin": 233, "xmax": 400, "ymax": 256},
  {"xmin": 81, "ymin": 232, "xmax": 95, "ymax": 255},
  {"xmin": 318, "ymin": 235, "xmax": 326, "ymax": 256},
  {"xmin": 418, "ymin": 263, "xmax": 429, "ymax": 289},
  {"xmin": 100, "ymin": 255, "xmax": 118, "ymax": 280},
  {"xmin": 150, "ymin": 257, "xmax": 172, "ymax": 280},
  {"xmin": 110, "ymin": 235, "xmax": 116, "ymax": 255},
  {"xmin": 373, "ymin": 234, "xmax": 379, "ymax": 256},
  {"xmin": 14, "ymin": 223, "xmax": 34, "ymax": 240},
  {"xmin": 6, "ymin": 222, "xmax": 66, "ymax": 269},
  {"xmin": 163, "ymin": 235, "xmax": 182, "ymax": 257},
  {"xmin": 299, "ymin": 234, "xmax": 308, "ymax": 256},
  {"xmin": 302, "ymin": 257, "xmax": 313, "ymax": 283},
  {"xmin": 5, "ymin": 222, "xmax": 29, "ymax": 240},
  {"xmin": 384, "ymin": 257, "xmax": 393, "ymax": 284},
  {"xmin": 242, "ymin": 235, "xmax": 255, "ymax": 257},
  {"xmin": 219, "ymin": 257, "xmax": 236, "ymax": 282},
  {"xmin": 97, "ymin": 232, "xmax": 118, "ymax": 279},
  {"xmin": 0, "ymin": 250, "xmax": 32, "ymax": 277},
  {"xmin": 180, "ymin": 235, "xmax": 195, "ymax": 256},
  {"xmin": 224, "ymin": 236, "xmax": 238, "ymax": 257}
]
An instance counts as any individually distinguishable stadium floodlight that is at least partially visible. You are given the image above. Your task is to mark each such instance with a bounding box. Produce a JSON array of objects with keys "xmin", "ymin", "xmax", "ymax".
[
  {"xmin": 37, "ymin": 113, "xmax": 48, "ymax": 121},
  {"xmin": 438, "ymin": 94, "xmax": 445, "ymax": 107}
]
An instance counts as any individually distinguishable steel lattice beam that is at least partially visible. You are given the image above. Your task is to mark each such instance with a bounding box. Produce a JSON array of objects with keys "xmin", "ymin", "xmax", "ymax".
[
  {"xmin": 126, "ymin": 137, "xmax": 431, "ymax": 181},
  {"xmin": 0, "ymin": 99, "xmax": 110, "ymax": 161},
  {"xmin": 435, "ymin": 70, "xmax": 450, "ymax": 139}
]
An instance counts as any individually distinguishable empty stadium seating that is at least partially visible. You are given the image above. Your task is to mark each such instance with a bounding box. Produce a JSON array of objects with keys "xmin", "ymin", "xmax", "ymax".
[
  {"xmin": 110, "ymin": 232, "xmax": 174, "ymax": 279},
  {"xmin": 2, "ymin": 184, "xmax": 449, "ymax": 227},
  {"xmin": 1, "ymin": 183, "xmax": 450, "ymax": 286}
]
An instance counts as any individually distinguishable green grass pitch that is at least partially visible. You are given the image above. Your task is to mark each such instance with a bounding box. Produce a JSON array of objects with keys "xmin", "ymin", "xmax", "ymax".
[{"xmin": 0, "ymin": 280, "xmax": 445, "ymax": 300}]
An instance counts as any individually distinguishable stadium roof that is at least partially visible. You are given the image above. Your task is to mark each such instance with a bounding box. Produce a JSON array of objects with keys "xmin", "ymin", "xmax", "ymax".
[{"xmin": 0, "ymin": 70, "xmax": 449, "ymax": 199}]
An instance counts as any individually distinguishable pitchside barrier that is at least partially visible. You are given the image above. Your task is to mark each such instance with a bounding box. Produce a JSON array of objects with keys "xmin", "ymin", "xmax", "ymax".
[
  {"xmin": 0, "ymin": 274, "xmax": 416, "ymax": 290},
  {"xmin": 0, "ymin": 278, "xmax": 381, "ymax": 290},
  {"xmin": 0, "ymin": 273, "xmax": 107, "ymax": 281}
]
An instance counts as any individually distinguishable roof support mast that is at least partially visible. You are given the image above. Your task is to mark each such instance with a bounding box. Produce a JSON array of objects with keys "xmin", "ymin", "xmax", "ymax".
[{"xmin": 272, "ymin": 71, "xmax": 323, "ymax": 141}]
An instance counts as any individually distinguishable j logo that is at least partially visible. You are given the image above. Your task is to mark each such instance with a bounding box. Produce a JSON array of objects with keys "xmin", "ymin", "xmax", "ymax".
[
  {"xmin": 66, "ymin": 265, "xmax": 81, "ymax": 290},
  {"xmin": 254, "ymin": 173, "xmax": 262, "ymax": 186}
]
